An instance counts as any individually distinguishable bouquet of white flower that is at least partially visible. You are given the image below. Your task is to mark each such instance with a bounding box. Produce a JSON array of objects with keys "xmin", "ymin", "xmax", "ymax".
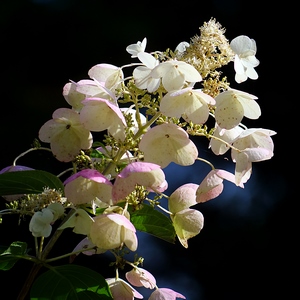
[{"xmin": 0, "ymin": 18, "xmax": 275, "ymax": 300}]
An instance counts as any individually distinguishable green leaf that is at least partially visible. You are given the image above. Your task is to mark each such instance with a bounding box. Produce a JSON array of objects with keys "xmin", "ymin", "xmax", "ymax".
[
  {"xmin": 0, "ymin": 170, "xmax": 64, "ymax": 196},
  {"xmin": 30, "ymin": 264, "xmax": 113, "ymax": 300},
  {"xmin": 129, "ymin": 204, "xmax": 176, "ymax": 243},
  {"xmin": 0, "ymin": 241, "xmax": 28, "ymax": 270}
]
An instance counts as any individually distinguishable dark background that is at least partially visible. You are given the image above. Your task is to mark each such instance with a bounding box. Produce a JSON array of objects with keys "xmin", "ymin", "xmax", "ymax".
[{"xmin": 0, "ymin": 1, "xmax": 293, "ymax": 299}]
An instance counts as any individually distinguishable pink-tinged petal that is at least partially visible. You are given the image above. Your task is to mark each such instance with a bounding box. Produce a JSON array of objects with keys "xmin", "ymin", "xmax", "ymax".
[
  {"xmin": 80, "ymin": 97, "xmax": 126, "ymax": 132},
  {"xmin": 106, "ymin": 214, "xmax": 136, "ymax": 232},
  {"xmin": 196, "ymin": 182, "xmax": 223, "ymax": 203},
  {"xmin": 139, "ymin": 123, "xmax": 198, "ymax": 168},
  {"xmin": 232, "ymin": 128, "xmax": 276, "ymax": 165},
  {"xmin": 118, "ymin": 162, "xmax": 161, "ymax": 177},
  {"xmin": 149, "ymin": 287, "xmax": 186, "ymax": 300},
  {"xmin": 168, "ymin": 183, "xmax": 199, "ymax": 213},
  {"xmin": 64, "ymin": 169, "xmax": 112, "ymax": 185},
  {"xmin": 112, "ymin": 162, "xmax": 166, "ymax": 202},
  {"xmin": 196, "ymin": 169, "xmax": 244, "ymax": 202},
  {"xmin": 64, "ymin": 169, "xmax": 113, "ymax": 206},
  {"xmin": 126, "ymin": 267, "xmax": 156, "ymax": 289},
  {"xmin": 214, "ymin": 169, "xmax": 239, "ymax": 185}
]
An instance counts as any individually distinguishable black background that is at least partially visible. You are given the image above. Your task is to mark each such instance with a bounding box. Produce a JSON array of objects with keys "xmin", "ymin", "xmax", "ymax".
[{"xmin": 0, "ymin": 1, "xmax": 293, "ymax": 299}]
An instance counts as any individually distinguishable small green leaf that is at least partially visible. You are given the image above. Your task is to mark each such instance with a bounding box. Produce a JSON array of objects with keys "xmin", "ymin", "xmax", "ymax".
[
  {"xmin": 0, "ymin": 170, "xmax": 64, "ymax": 196},
  {"xmin": 0, "ymin": 241, "xmax": 28, "ymax": 270},
  {"xmin": 30, "ymin": 264, "xmax": 113, "ymax": 300},
  {"xmin": 129, "ymin": 204, "xmax": 176, "ymax": 243},
  {"xmin": 90, "ymin": 149, "xmax": 106, "ymax": 159}
]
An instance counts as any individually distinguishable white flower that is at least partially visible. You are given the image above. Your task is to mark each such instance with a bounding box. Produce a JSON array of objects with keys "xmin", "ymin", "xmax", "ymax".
[
  {"xmin": 151, "ymin": 60, "xmax": 202, "ymax": 92},
  {"xmin": 38, "ymin": 108, "xmax": 93, "ymax": 162},
  {"xmin": 214, "ymin": 88, "xmax": 261, "ymax": 130},
  {"xmin": 29, "ymin": 208, "xmax": 54, "ymax": 237},
  {"xmin": 231, "ymin": 128, "xmax": 276, "ymax": 185},
  {"xmin": 90, "ymin": 213, "xmax": 138, "ymax": 251},
  {"xmin": 126, "ymin": 37, "xmax": 147, "ymax": 58},
  {"xmin": 88, "ymin": 63, "xmax": 124, "ymax": 94},
  {"xmin": 133, "ymin": 52, "xmax": 160, "ymax": 92},
  {"xmin": 139, "ymin": 123, "xmax": 198, "ymax": 168},
  {"xmin": 160, "ymin": 87, "xmax": 215, "ymax": 124},
  {"xmin": 230, "ymin": 35, "xmax": 260, "ymax": 83}
]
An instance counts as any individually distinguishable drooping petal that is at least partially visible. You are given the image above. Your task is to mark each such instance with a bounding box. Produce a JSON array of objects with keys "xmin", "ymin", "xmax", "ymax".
[
  {"xmin": 126, "ymin": 267, "xmax": 156, "ymax": 289},
  {"xmin": 232, "ymin": 151, "xmax": 252, "ymax": 186},
  {"xmin": 209, "ymin": 124, "xmax": 244, "ymax": 155},
  {"xmin": 171, "ymin": 208, "xmax": 204, "ymax": 248},
  {"xmin": 168, "ymin": 183, "xmax": 199, "ymax": 213}
]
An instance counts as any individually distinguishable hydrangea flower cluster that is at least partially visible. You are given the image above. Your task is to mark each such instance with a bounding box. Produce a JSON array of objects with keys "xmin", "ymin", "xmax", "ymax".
[{"xmin": 0, "ymin": 18, "xmax": 275, "ymax": 299}]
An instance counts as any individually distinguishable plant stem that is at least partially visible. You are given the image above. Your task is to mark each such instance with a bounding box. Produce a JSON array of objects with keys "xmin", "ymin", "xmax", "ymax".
[{"xmin": 17, "ymin": 209, "xmax": 74, "ymax": 299}]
